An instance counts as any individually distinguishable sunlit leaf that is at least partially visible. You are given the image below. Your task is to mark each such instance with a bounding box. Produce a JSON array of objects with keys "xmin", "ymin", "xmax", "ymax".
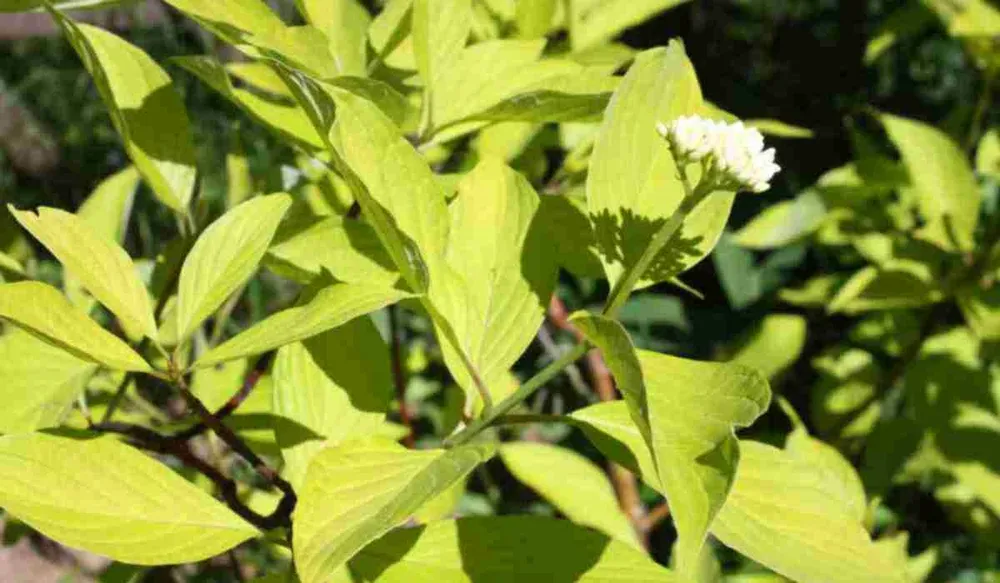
[
  {"xmin": 732, "ymin": 191, "xmax": 827, "ymax": 249},
  {"xmin": 570, "ymin": 0, "xmax": 691, "ymax": 50},
  {"xmin": 293, "ymin": 439, "xmax": 494, "ymax": 583},
  {"xmin": 500, "ymin": 442, "xmax": 642, "ymax": 549},
  {"xmin": 351, "ymin": 517, "xmax": 677, "ymax": 581},
  {"xmin": 0, "ymin": 433, "xmax": 257, "ymax": 564},
  {"xmin": 76, "ymin": 165, "xmax": 139, "ymax": 243},
  {"xmin": 0, "ymin": 328, "xmax": 96, "ymax": 433},
  {"xmin": 297, "ymin": 0, "xmax": 371, "ymax": 76},
  {"xmin": 730, "ymin": 314, "xmax": 807, "ymax": 379},
  {"xmin": 175, "ymin": 193, "xmax": 292, "ymax": 342},
  {"xmin": 272, "ymin": 318, "xmax": 393, "ymax": 488},
  {"xmin": 196, "ymin": 283, "xmax": 409, "ymax": 367},
  {"xmin": 49, "ymin": 8, "xmax": 196, "ymax": 213},
  {"xmin": 0, "ymin": 281, "xmax": 150, "ymax": 372},
  {"xmin": 266, "ymin": 217, "xmax": 399, "ymax": 285},
  {"xmin": 587, "ymin": 42, "xmax": 734, "ymax": 290},
  {"xmin": 11, "ymin": 206, "xmax": 157, "ymax": 341}
]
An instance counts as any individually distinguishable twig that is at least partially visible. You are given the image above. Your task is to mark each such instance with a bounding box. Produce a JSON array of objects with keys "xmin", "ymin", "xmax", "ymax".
[
  {"xmin": 548, "ymin": 295, "xmax": 650, "ymax": 548},
  {"xmin": 535, "ymin": 325, "xmax": 593, "ymax": 400},
  {"xmin": 388, "ymin": 305, "xmax": 415, "ymax": 447},
  {"xmin": 174, "ymin": 353, "xmax": 273, "ymax": 441},
  {"xmin": 91, "ymin": 421, "xmax": 289, "ymax": 531},
  {"xmin": 641, "ymin": 502, "xmax": 671, "ymax": 533},
  {"xmin": 170, "ymin": 362, "xmax": 296, "ymax": 528}
]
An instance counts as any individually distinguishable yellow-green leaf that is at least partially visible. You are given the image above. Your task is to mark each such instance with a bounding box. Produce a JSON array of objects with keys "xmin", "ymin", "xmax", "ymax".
[
  {"xmin": 175, "ymin": 193, "xmax": 292, "ymax": 342},
  {"xmin": 297, "ymin": 0, "xmax": 371, "ymax": 77},
  {"xmin": 516, "ymin": 0, "xmax": 558, "ymax": 38},
  {"xmin": 266, "ymin": 217, "xmax": 399, "ymax": 285},
  {"xmin": 293, "ymin": 439, "xmax": 494, "ymax": 583},
  {"xmin": 570, "ymin": 313, "xmax": 771, "ymax": 577},
  {"xmin": 570, "ymin": 0, "xmax": 691, "ymax": 50},
  {"xmin": 881, "ymin": 113, "xmax": 980, "ymax": 252},
  {"xmin": 712, "ymin": 441, "xmax": 903, "ymax": 583},
  {"xmin": 271, "ymin": 319, "xmax": 394, "ymax": 488},
  {"xmin": 745, "ymin": 118, "xmax": 814, "ymax": 138},
  {"xmin": 196, "ymin": 282, "xmax": 409, "ymax": 367},
  {"xmin": 413, "ymin": 0, "xmax": 472, "ymax": 91},
  {"xmin": 433, "ymin": 159, "xmax": 556, "ymax": 408},
  {"xmin": 730, "ymin": 314, "xmax": 807, "ymax": 379},
  {"xmin": 173, "ymin": 56, "xmax": 324, "ymax": 149},
  {"xmin": 0, "ymin": 433, "xmax": 257, "ymax": 564},
  {"xmin": 351, "ymin": 516, "xmax": 677, "ymax": 581},
  {"xmin": 587, "ymin": 43, "xmax": 734, "ymax": 289},
  {"xmin": 11, "ymin": 206, "xmax": 157, "ymax": 341},
  {"xmin": 0, "ymin": 281, "xmax": 150, "ymax": 372},
  {"xmin": 49, "ymin": 10, "xmax": 196, "ymax": 213},
  {"xmin": 500, "ymin": 442, "xmax": 642, "ymax": 549},
  {"xmin": 0, "ymin": 328, "xmax": 97, "ymax": 433},
  {"xmin": 77, "ymin": 165, "xmax": 139, "ymax": 243},
  {"xmin": 977, "ymin": 127, "xmax": 1000, "ymax": 180},
  {"xmin": 732, "ymin": 191, "xmax": 827, "ymax": 249}
]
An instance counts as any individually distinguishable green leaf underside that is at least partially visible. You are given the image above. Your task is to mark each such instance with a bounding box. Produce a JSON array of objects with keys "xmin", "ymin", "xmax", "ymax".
[
  {"xmin": 0, "ymin": 328, "xmax": 97, "ymax": 433},
  {"xmin": 0, "ymin": 433, "xmax": 256, "ymax": 565},
  {"xmin": 500, "ymin": 442, "xmax": 642, "ymax": 549},
  {"xmin": 351, "ymin": 516, "xmax": 676, "ymax": 582},
  {"xmin": 569, "ymin": 313, "xmax": 770, "ymax": 577},
  {"xmin": 0, "ymin": 281, "xmax": 150, "ymax": 372},
  {"xmin": 272, "ymin": 318, "xmax": 393, "ymax": 489},
  {"xmin": 175, "ymin": 193, "xmax": 292, "ymax": 342},
  {"xmin": 294, "ymin": 439, "xmax": 495, "ymax": 583},
  {"xmin": 196, "ymin": 282, "xmax": 409, "ymax": 367},
  {"xmin": 11, "ymin": 206, "xmax": 157, "ymax": 341},
  {"xmin": 49, "ymin": 9, "xmax": 196, "ymax": 213},
  {"xmin": 587, "ymin": 42, "xmax": 735, "ymax": 290}
]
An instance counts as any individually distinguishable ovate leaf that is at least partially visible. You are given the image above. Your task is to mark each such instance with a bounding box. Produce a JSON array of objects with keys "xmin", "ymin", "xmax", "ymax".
[
  {"xmin": 500, "ymin": 442, "xmax": 642, "ymax": 549},
  {"xmin": 712, "ymin": 441, "xmax": 903, "ymax": 583},
  {"xmin": 730, "ymin": 314, "xmax": 807, "ymax": 379},
  {"xmin": 588, "ymin": 42, "xmax": 734, "ymax": 289},
  {"xmin": 570, "ymin": 313, "xmax": 770, "ymax": 577},
  {"xmin": 0, "ymin": 329, "xmax": 97, "ymax": 433},
  {"xmin": 433, "ymin": 159, "xmax": 555, "ymax": 408},
  {"xmin": 570, "ymin": 0, "xmax": 691, "ymax": 50},
  {"xmin": 413, "ymin": 0, "xmax": 472, "ymax": 90},
  {"xmin": 881, "ymin": 113, "xmax": 980, "ymax": 252},
  {"xmin": 266, "ymin": 217, "xmax": 398, "ymax": 285},
  {"xmin": 351, "ymin": 517, "xmax": 677, "ymax": 581},
  {"xmin": 297, "ymin": 0, "xmax": 371, "ymax": 77},
  {"xmin": 293, "ymin": 439, "xmax": 494, "ymax": 583},
  {"xmin": 732, "ymin": 191, "xmax": 827, "ymax": 249},
  {"xmin": 196, "ymin": 283, "xmax": 409, "ymax": 367},
  {"xmin": 0, "ymin": 281, "xmax": 150, "ymax": 372},
  {"xmin": 175, "ymin": 193, "xmax": 292, "ymax": 342},
  {"xmin": 11, "ymin": 206, "xmax": 157, "ymax": 341},
  {"xmin": 49, "ymin": 9, "xmax": 196, "ymax": 213},
  {"xmin": 0, "ymin": 433, "xmax": 257, "ymax": 564},
  {"xmin": 271, "ymin": 319, "xmax": 393, "ymax": 488},
  {"xmin": 77, "ymin": 165, "xmax": 139, "ymax": 243}
]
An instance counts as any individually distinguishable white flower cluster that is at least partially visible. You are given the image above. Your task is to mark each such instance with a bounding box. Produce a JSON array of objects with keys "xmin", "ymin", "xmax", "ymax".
[{"xmin": 656, "ymin": 115, "xmax": 780, "ymax": 193}]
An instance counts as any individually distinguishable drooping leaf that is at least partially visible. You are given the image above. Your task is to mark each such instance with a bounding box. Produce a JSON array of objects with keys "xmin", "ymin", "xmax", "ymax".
[
  {"xmin": 500, "ymin": 442, "xmax": 642, "ymax": 549},
  {"xmin": 587, "ymin": 42, "xmax": 735, "ymax": 290},
  {"xmin": 732, "ymin": 191, "xmax": 827, "ymax": 249},
  {"xmin": 10, "ymin": 206, "xmax": 158, "ymax": 341},
  {"xmin": 296, "ymin": 0, "xmax": 371, "ymax": 77},
  {"xmin": 0, "ymin": 328, "xmax": 97, "ymax": 433},
  {"xmin": 711, "ymin": 441, "xmax": 903, "ymax": 583},
  {"xmin": 569, "ymin": 313, "xmax": 771, "ymax": 577},
  {"xmin": 729, "ymin": 314, "xmax": 807, "ymax": 379},
  {"xmin": 880, "ymin": 113, "xmax": 981, "ymax": 251},
  {"xmin": 0, "ymin": 433, "xmax": 257, "ymax": 564},
  {"xmin": 433, "ymin": 159, "xmax": 556, "ymax": 408},
  {"xmin": 172, "ymin": 56, "xmax": 324, "ymax": 149},
  {"xmin": 293, "ymin": 439, "xmax": 494, "ymax": 583},
  {"xmin": 569, "ymin": 0, "xmax": 691, "ymax": 50},
  {"xmin": 271, "ymin": 319, "xmax": 393, "ymax": 488},
  {"xmin": 49, "ymin": 9, "xmax": 196, "ymax": 213},
  {"xmin": 0, "ymin": 281, "xmax": 150, "ymax": 372},
  {"xmin": 175, "ymin": 193, "xmax": 292, "ymax": 342},
  {"xmin": 351, "ymin": 516, "xmax": 677, "ymax": 581},
  {"xmin": 196, "ymin": 283, "xmax": 409, "ymax": 367}
]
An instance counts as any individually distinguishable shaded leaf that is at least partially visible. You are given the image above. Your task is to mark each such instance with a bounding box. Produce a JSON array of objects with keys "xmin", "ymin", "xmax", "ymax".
[
  {"xmin": 732, "ymin": 191, "xmax": 827, "ymax": 249},
  {"xmin": 730, "ymin": 314, "xmax": 807, "ymax": 379},
  {"xmin": 570, "ymin": 0, "xmax": 691, "ymax": 50}
]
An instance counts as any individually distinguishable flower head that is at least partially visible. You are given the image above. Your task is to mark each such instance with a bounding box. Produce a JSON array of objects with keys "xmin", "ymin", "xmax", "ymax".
[{"xmin": 659, "ymin": 115, "xmax": 780, "ymax": 193}]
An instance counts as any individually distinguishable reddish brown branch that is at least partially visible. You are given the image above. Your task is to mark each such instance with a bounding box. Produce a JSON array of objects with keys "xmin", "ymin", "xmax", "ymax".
[
  {"xmin": 388, "ymin": 305, "xmax": 416, "ymax": 447},
  {"xmin": 547, "ymin": 295, "xmax": 650, "ymax": 547}
]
